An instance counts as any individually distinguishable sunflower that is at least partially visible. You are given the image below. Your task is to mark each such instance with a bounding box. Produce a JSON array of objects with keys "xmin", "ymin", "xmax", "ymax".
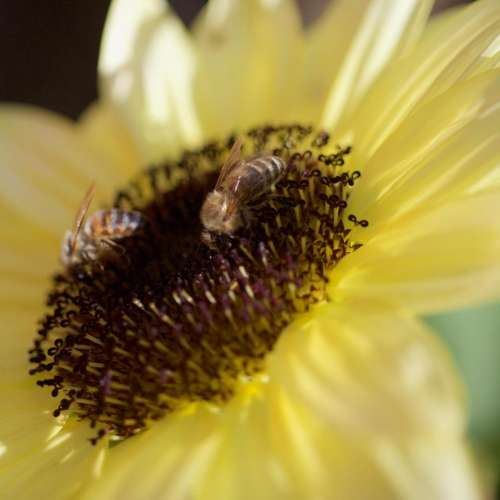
[{"xmin": 1, "ymin": 0, "xmax": 499, "ymax": 498}]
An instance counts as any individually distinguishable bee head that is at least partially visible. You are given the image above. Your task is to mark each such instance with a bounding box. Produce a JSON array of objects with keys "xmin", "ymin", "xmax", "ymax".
[{"xmin": 200, "ymin": 190, "xmax": 241, "ymax": 237}]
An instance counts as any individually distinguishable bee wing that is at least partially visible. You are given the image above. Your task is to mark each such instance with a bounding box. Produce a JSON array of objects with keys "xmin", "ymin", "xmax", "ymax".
[
  {"xmin": 223, "ymin": 195, "xmax": 240, "ymax": 223},
  {"xmin": 215, "ymin": 138, "xmax": 243, "ymax": 190},
  {"xmin": 69, "ymin": 182, "xmax": 96, "ymax": 254}
]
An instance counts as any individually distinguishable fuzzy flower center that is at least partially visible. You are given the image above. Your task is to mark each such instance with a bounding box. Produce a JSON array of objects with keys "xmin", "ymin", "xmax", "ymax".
[{"xmin": 29, "ymin": 125, "xmax": 366, "ymax": 442}]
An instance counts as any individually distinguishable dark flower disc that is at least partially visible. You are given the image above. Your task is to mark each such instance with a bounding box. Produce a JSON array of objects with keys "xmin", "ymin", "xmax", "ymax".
[{"xmin": 29, "ymin": 125, "xmax": 367, "ymax": 442}]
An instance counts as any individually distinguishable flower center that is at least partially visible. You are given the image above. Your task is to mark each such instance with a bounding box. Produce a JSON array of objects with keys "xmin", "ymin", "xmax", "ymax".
[{"xmin": 29, "ymin": 125, "xmax": 366, "ymax": 443}]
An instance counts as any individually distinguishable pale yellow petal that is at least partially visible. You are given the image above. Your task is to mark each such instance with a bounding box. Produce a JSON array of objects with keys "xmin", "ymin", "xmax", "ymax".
[
  {"xmin": 0, "ymin": 201, "xmax": 57, "ymax": 296},
  {"xmin": 355, "ymin": 110, "xmax": 499, "ymax": 232},
  {"xmin": 270, "ymin": 302, "xmax": 465, "ymax": 437},
  {"xmin": 0, "ymin": 416, "xmax": 106, "ymax": 500},
  {"xmin": 198, "ymin": 386, "xmax": 395, "ymax": 500},
  {"xmin": 0, "ymin": 105, "xmax": 120, "ymax": 238},
  {"xmin": 195, "ymin": 389, "xmax": 301, "ymax": 500},
  {"xmin": 80, "ymin": 407, "xmax": 220, "ymax": 500},
  {"xmin": 0, "ymin": 200, "xmax": 56, "ymax": 374},
  {"xmin": 372, "ymin": 437, "xmax": 485, "ymax": 500},
  {"xmin": 0, "ymin": 376, "xmax": 62, "ymax": 466},
  {"xmin": 457, "ymin": 33, "xmax": 500, "ymax": 79},
  {"xmin": 421, "ymin": 11, "xmax": 500, "ymax": 104},
  {"xmin": 99, "ymin": 0, "xmax": 164, "ymax": 79},
  {"xmin": 352, "ymin": 0, "xmax": 500, "ymax": 162},
  {"xmin": 0, "ymin": 230, "xmax": 55, "ymax": 278},
  {"xmin": 79, "ymin": 101, "xmax": 142, "ymax": 180},
  {"xmin": 317, "ymin": 0, "xmax": 433, "ymax": 130},
  {"xmin": 0, "ymin": 309, "xmax": 105, "ymax": 499},
  {"xmin": 0, "ymin": 305, "xmax": 44, "ymax": 377},
  {"xmin": 300, "ymin": 0, "xmax": 372, "ymax": 123},
  {"xmin": 200, "ymin": 298, "xmax": 480, "ymax": 500},
  {"xmin": 332, "ymin": 192, "xmax": 500, "ymax": 314},
  {"xmin": 99, "ymin": 0, "xmax": 202, "ymax": 163},
  {"xmin": 267, "ymin": 303, "xmax": 481, "ymax": 499},
  {"xmin": 350, "ymin": 69, "xmax": 500, "ymax": 220},
  {"xmin": 0, "ymin": 234, "xmax": 55, "ymax": 311},
  {"xmin": 192, "ymin": 0, "xmax": 303, "ymax": 139},
  {"xmin": 76, "ymin": 378, "xmax": 476, "ymax": 500}
]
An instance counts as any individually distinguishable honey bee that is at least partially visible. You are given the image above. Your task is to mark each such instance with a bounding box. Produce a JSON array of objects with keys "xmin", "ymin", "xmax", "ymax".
[
  {"xmin": 200, "ymin": 138, "xmax": 286, "ymax": 246},
  {"xmin": 61, "ymin": 182, "xmax": 146, "ymax": 266}
]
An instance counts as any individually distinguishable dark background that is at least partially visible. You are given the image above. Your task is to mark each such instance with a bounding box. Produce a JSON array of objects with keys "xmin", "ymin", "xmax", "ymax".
[{"xmin": 0, "ymin": 0, "xmax": 470, "ymax": 120}]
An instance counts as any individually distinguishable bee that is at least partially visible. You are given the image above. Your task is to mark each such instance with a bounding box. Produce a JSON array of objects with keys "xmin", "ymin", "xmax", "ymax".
[
  {"xmin": 200, "ymin": 138, "xmax": 287, "ymax": 246},
  {"xmin": 61, "ymin": 182, "xmax": 146, "ymax": 266}
]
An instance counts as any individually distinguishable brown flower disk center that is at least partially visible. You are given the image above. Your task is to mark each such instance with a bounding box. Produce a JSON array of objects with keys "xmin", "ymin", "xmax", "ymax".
[{"xmin": 29, "ymin": 125, "xmax": 366, "ymax": 442}]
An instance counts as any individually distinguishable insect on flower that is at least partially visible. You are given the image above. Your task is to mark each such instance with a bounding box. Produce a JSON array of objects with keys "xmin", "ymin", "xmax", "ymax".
[
  {"xmin": 200, "ymin": 138, "xmax": 287, "ymax": 246},
  {"xmin": 61, "ymin": 182, "xmax": 147, "ymax": 267}
]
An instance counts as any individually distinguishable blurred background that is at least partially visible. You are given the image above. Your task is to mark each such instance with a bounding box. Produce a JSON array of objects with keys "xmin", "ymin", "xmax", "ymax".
[
  {"xmin": 0, "ymin": 0, "xmax": 477, "ymax": 119},
  {"xmin": 1, "ymin": 0, "xmax": 498, "ymax": 491}
]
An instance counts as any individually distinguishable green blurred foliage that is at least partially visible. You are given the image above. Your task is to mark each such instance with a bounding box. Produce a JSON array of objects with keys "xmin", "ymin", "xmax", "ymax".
[{"xmin": 426, "ymin": 302, "xmax": 500, "ymax": 486}]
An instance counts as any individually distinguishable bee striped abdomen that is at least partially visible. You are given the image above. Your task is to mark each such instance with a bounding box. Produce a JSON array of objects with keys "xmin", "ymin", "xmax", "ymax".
[
  {"xmin": 242, "ymin": 155, "xmax": 286, "ymax": 199},
  {"xmin": 248, "ymin": 156, "xmax": 286, "ymax": 183},
  {"xmin": 85, "ymin": 209, "xmax": 144, "ymax": 240}
]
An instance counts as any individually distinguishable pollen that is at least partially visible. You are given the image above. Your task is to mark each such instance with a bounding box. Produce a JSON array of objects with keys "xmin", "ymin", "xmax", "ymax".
[{"xmin": 29, "ymin": 125, "xmax": 367, "ymax": 443}]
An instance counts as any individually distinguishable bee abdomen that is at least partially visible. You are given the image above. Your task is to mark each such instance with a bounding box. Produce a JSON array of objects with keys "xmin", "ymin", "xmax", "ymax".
[
  {"xmin": 248, "ymin": 156, "xmax": 286, "ymax": 184},
  {"xmin": 85, "ymin": 209, "xmax": 144, "ymax": 239}
]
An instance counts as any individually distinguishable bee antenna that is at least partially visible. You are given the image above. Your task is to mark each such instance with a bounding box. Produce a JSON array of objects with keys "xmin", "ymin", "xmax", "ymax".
[{"xmin": 70, "ymin": 181, "xmax": 96, "ymax": 256}]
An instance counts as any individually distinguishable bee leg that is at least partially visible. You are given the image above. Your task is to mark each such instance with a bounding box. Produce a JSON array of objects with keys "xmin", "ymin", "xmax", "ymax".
[
  {"xmin": 81, "ymin": 244, "xmax": 98, "ymax": 264},
  {"xmin": 101, "ymin": 238, "xmax": 122, "ymax": 252},
  {"xmin": 101, "ymin": 238, "xmax": 131, "ymax": 265},
  {"xmin": 201, "ymin": 230, "xmax": 217, "ymax": 250},
  {"xmin": 240, "ymin": 209, "xmax": 254, "ymax": 228},
  {"xmin": 248, "ymin": 193, "xmax": 268, "ymax": 208}
]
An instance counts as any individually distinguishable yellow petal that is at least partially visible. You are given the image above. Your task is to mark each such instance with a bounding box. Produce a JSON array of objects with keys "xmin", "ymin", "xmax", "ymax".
[
  {"xmin": 77, "ymin": 378, "xmax": 477, "ymax": 500},
  {"xmin": 99, "ymin": 0, "xmax": 164, "ymax": 79},
  {"xmin": 459, "ymin": 32, "xmax": 500, "ymax": 81},
  {"xmin": 0, "ymin": 204, "xmax": 59, "ymax": 382},
  {"xmin": 0, "ymin": 172, "xmax": 59, "ymax": 273},
  {"xmin": 198, "ymin": 386, "xmax": 395, "ymax": 500},
  {"xmin": 372, "ymin": 436, "xmax": 484, "ymax": 500},
  {"xmin": 0, "ymin": 287, "xmax": 47, "ymax": 391},
  {"xmin": 467, "ymin": 51, "xmax": 500, "ymax": 78},
  {"xmin": 0, "ymin": 231, "xmax": 55, "ymax": 277},
  {"xmin": 0, "ymin": 195, "xmax": 56, "ymax": 374},
  {"xmin": 0, "ymin": 416, "xmax": 106, "ymax": 500},
  {"xmin": 317, "ymin": 0, "xmax": 433, "ymax": 130},
  {"xmin": 0, "ymin": 306, "xmax": 105, "ymax": 499},
  {"xmin": 352, "ymin": 0, "xmax": 500, "ymax": 162},
  {"xmin": 0, "ymin": 233, "xmax": 55, "ymax": 307},
  {"xmin": 0, "ymin": 303, "xmax": 44, "ymax": 377},
  {"xmin": 356, "ymin": 110, "xmax": 499, "ymax": 232},
  {"xmin": 350, "ymin": 69, "xmax": 500, "ymax": 220},
  {"xmin": 0, "ymin": 105, "xmax": 120, "ymax": 239},
  {"xmin": 80, "ymin": 406, "xmax": 221, "ymax": 500},
  {"xmin": 79, "ymin": 101, "xmax": 142, "ymax": 180},
  {"xmin": 192, "ymin": 0, "xmax": 303, "ymax": 139},
  {"xmin": 99, "ymin": 0, "xmax": 202, "ymax": 163},
  {"xmin": 195, "ymin": 389, "xmax": 305, "ymax": 500},
  {"xmin": 332, "ymin": 192, "xmax": 500, "ymax": 313},
  {"xmin": 270, "ymin": 302, "xmax": 465, "ymax": 437},
  {"xmin": 201, "ymin": 298, "xmax": 480, "ymax": 500}
]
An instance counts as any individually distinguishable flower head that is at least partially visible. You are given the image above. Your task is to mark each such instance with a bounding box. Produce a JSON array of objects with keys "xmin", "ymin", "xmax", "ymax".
[{"xmin": 1, "ymin": 0, "xmax": 499, "ymax": 499}]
